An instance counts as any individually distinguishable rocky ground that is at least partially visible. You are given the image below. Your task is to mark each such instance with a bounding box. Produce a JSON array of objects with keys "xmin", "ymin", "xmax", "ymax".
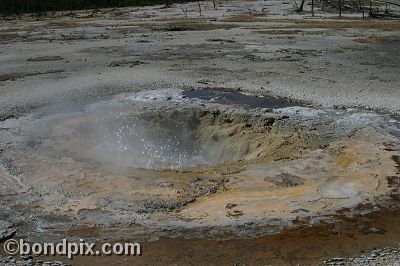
[
  {"xmin": 1, "ymin": 256, "xmax": 68, "ymax": 266},
  {"xmin": 323, "ymin": 246, "xmax": 400, "ymax": 266},
  {"xmin": 1, "ymin": 0, "xmax": 400, "ymax": 265}
]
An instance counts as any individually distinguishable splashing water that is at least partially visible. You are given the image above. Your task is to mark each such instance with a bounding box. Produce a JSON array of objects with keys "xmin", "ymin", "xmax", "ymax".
[{"xmin": 90, "ymin": 112, "xmax": 207, "ymax": 170}]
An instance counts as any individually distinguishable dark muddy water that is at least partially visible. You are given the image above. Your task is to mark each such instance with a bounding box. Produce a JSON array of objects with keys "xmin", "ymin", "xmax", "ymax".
[{"xmin": 182, "ymin": 89, "xmax": 301, "ymax": 109}]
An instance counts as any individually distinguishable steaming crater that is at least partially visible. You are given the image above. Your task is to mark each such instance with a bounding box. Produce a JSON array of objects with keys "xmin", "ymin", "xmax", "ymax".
[
  {"xmin": 0, "ymin": 90, "xmax": 398, "ymax": 233},
  {"xmin": 80, "ymin": 109, "xmax": 208, "ymax": 169},
  {"xmin": 43, "ymin": 104, "xmax": 287, "ymax": 170}
]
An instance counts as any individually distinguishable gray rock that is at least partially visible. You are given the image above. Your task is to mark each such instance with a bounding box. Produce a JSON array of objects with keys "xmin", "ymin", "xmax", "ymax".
[
  {"xmin": 0, "ymin": 220, "xmax": 16, "ymax": 241},
  {"xmin": 260, "ymin": 108, "xmax": 272, "ymax": 113}
]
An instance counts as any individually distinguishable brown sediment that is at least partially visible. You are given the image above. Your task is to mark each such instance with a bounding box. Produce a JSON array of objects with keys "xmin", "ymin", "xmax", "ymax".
[{"xmin": 24, "ymin": 196, "xmax": 400, "ymax": 266}]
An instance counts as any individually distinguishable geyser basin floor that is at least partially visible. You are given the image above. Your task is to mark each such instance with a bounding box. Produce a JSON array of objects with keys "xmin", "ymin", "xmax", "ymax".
[{"xmin": 0, "ymin": 89, "xmax": 400, "ymax": 243}]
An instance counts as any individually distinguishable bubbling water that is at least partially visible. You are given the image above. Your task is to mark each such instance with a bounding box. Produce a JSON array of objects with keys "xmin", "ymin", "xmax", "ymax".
[
  {"xmin": 50, "ymin": 104, "xmax": 224, "ymax": 171},
  {"xmin": 92, "ymin": 115, "xmax": 207, "ymax": 169},
  {"xmin": 43, "ymin": 104, "xmax": 279, "ymax": 171}
]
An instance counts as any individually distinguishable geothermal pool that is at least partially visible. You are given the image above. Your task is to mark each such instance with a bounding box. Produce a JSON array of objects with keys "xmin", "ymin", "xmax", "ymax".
[{"xmin": 0, "ymin": 89, "xmax": 399, "ymax": 241}]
